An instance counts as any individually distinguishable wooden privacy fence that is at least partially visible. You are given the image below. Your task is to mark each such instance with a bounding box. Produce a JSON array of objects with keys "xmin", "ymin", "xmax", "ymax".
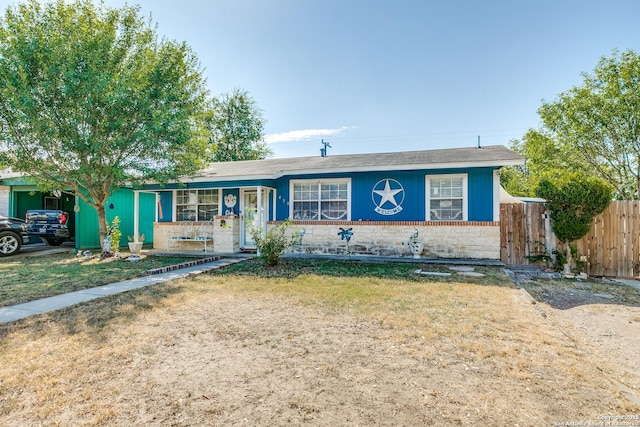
[
  {"xmin": 500, "ymin": 201, "xmax": 640, "ymax": 279},
  {"xmin": 574, "ymin": 201, "xmax": 640, "ymax": 278},
  {"xmin": 500, "ymin": 202, "xmax": 550, "ymax": 266}
]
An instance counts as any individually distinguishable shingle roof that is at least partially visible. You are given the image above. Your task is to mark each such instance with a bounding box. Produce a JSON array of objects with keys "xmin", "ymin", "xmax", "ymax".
[{"xmin": 194, "ymin": 144, "xmax": 523, "ymax": 181}]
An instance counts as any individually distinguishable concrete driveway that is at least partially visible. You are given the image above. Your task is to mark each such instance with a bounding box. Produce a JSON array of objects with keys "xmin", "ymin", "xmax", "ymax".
[{"xmin": 16, "ymin": 241, "xmax": 74, "ymax": 258}]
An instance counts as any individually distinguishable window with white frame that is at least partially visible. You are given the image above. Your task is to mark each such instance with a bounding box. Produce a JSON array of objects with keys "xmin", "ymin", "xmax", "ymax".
[
  {"xmin": 426, "ymin": 174, "xmax": 467, "ymax": 221},
  {"xmin": 291, "ymin": 179, "xmax": 350, "ymax": 220},
  {"xmin": 175, "ymin": 189, "xmax": 219, "ymax": 221}
]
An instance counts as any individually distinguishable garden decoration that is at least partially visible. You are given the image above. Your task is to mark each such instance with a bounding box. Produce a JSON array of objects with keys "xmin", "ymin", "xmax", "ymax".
[
  {"xmin": 337, "ymin": 227, "xmax": 353, "ymax": 254},
  {"xmin": 127, "ymin": 233, "xmax": 145, "ymax": 256},
  {"xmin": 101, "ymin": 235, "xmax": 112, "ymax": 259},
  {"xmin": 408, "ymin": 228, "xmax": 424, "ymax": 259},
  {"xmin": 224, "ymin": 193, "xmax": 237, "ymax": 215},
  {"xmin": 295, "ymin": 228, "xmax": 306, "ymax": 254}
]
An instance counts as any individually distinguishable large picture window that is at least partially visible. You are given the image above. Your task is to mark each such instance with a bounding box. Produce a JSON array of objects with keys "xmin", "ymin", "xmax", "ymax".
[
  {"xmin": 291, "ymin": 179, "xmax": 350, "ymax": 220},
  {"xmin": 426, "ymin": 174, "xmax": 467, "ymax": 221},
  {"xmin": 175, "ymin": 189, "xmax": 219, "ymax": 221}
]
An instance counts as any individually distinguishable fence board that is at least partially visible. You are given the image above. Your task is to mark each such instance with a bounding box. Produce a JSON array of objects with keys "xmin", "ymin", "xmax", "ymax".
[
  {"xmin": 501, "ymin": 200, "xmax": 640, "ymax": 278},
  {"xmin": 500, "ymin": 202, "xmax": 548, "ymax": 266},
  {"xmin": 633, "ymin": 201, "xmax": 640, "ymax": 277}
]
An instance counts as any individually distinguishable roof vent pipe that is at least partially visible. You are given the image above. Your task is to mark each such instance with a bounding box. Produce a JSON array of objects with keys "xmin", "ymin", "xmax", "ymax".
[
  {"xmin": 477, "ymin": 135, "xmax": 481, "ymax": 149},
  {"xmin": 320, "ymin": 139, "xmax": 331, "ymax": 157}
]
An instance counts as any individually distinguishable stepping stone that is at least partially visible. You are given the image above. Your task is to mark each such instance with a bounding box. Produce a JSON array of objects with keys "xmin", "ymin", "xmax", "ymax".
[
  {"xmin": 414, "ymin": 269, "xmax": 452, "ymax": 277},
  {"xmin": 448, "ymin": 266, "xmax": 475, "ymax": 272},
  {"xmin": 456, "ymin": 271, "xmax": 485, "ymax": 278}
]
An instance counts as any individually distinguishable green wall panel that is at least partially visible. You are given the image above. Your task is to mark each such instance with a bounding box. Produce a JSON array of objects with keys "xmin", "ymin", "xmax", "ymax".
[
  {"xmin": 76, "ymin": 189, "xmax": 156, "ymax": 249},
  {"xmin": 138, "ymin": 192, "xmax": 156, "ymax": 244},
  {"xmin": 75, "ymin": 198, "xmax": 100, "ymax": 249},
  {"xmin": 15, "ymin": 191, "xmax": 43, "ymax": 219}
]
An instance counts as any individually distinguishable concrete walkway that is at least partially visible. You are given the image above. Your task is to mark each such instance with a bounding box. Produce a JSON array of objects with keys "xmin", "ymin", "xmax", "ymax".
[
  {"xmin": 0, "ymin": 257, "xmax": 247, "ymax": 324},
  {"xmin": 612, "ymin": 278, "xmax": 640, "ymax": 291}
]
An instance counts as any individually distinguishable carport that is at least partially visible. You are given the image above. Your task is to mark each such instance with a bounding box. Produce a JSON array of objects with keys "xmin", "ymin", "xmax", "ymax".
[{"xmin": 0, "ymin": 172, "xmax": 156, "ymax": 249}]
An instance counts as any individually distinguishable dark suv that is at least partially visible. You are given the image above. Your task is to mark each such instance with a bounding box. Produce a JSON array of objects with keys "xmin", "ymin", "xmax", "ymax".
[
  {"xmin": 0, "ymin": 215, "xmax": 30, "ymax": 256},
  {"xmin": 25, "ymin": 210, "xmax": 70, "ymax": 246}
]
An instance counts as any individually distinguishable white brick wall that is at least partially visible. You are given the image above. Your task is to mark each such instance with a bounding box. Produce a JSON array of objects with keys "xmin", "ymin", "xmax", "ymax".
[
  {"xmin": 152, "ymin": 218, "xmax": 500, "ymax": 259},
  {"xmin": 281, "ymin": 221, "xmax": 500, "ymax": 259}
]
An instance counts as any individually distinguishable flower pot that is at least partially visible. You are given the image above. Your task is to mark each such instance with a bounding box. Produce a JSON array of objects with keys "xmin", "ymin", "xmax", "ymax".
[{"xmin": 128, "ymin": 242, "xmax": 143, "ymax": 255}]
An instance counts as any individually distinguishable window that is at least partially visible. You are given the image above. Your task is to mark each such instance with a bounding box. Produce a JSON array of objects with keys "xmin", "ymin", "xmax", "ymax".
[
  {"xmin": 426, "ymin": 174, "xmax": 467, "ymax": 221},
  {"xmin": 291, "ymin": 179, "xmax": 350, "ymax": 220},
  {"xmin": 175, "ymin": 189, "xmax": 219, "ymax": 221}
]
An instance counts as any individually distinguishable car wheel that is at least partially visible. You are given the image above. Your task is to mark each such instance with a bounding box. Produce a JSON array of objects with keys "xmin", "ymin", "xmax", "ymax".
[
  {"xmin": 0, "ymin": 231, "xmax": 21, "ymax": 256},
  {"xmin": 44, "ymin": 238, "xmax": 65, "ymax": 246}
]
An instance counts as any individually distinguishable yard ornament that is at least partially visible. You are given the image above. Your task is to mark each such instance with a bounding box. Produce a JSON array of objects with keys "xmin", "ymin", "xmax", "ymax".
[{"xmin": 337, "ymin": 227, "xmax": 353, "ymax": 254}]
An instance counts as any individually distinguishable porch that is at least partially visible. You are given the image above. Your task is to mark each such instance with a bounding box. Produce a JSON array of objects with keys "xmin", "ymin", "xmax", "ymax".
[{"xmin": 152, "ymin": 216, "xmax": 244, "ymax": 254}]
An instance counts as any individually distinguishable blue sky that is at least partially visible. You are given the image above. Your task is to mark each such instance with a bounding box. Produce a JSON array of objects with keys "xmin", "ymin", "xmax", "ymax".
[{"xmin": 3, "ymin": 0, "xmax": 640, "ymax": 158}]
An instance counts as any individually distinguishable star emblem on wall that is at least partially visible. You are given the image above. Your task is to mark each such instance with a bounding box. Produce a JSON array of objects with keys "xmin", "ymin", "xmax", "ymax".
[{"xmin": 372, "ymin": 179, "xmax": 405, "ymax": 215}]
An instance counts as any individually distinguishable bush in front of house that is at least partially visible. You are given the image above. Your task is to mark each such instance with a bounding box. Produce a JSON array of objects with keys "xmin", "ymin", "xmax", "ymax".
[
  {"xmin": 250, "ymin": 219, "xmax": 302, "ymax": 266},
  {"xmin": 536, "ymin": 173, "xmax": 612, "ymax": 274}
]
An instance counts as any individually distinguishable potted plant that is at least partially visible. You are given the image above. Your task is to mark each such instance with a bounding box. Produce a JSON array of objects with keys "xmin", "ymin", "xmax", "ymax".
[{"xmin": 127, "ymin": 232, "xmax": 145, "ymax": 255}]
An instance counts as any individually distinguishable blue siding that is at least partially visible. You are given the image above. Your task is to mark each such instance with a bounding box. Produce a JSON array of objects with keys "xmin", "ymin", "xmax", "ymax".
[
  {"xmin": 274, "ymin": 180, "xmax": 290, "ymax": 220},
  {"xmin": 158, "ymin": 192, "xmax": 173, "ymax": 222},
  {"xmin": 149, "ymin": 167, "xmax": 498, "ymax": 223},
  {"xmin": 351, "ymin": 171, "xmax": 425, "ymax": 221},
  {"xmin": 222, "ymin": 189, "xmax": 239, "ymax": 215},
  {"xmin": 273, "ymin": 167, "xmax": 497, "ymax": 222},
  {"xmin": 467, "ymin": 168, "xmax": 495, "ymax": 221}
]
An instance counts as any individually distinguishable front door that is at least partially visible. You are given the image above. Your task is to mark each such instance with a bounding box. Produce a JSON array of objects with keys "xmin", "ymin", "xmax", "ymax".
[{"xmin": 241, "ymin": 190, "xmax": 258, "ymax": 248}]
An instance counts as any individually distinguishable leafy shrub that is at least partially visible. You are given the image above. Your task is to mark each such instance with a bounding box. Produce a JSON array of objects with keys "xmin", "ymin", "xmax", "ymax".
[
  {"xmin": 109, "ymin": 216, "xmax": 122, "ymax": 253},
  {"xmin": 536, "ymin": 175, "xmax": 612, "ymax": 244},
  {"xmin": 536, "ymin": 173, "xmax": 612, "ymax": 273},
  {"xmin": 249, "ymin": 219, "xmax": 302, "ymax": 266},
  {"xmin": 525, "ymin": 240, "xmax": 552, "ymax": 265}
]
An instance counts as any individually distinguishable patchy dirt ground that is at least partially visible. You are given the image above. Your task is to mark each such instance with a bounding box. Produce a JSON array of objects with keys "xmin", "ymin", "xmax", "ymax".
[
  {"xmin": 1, "ymin": 269, "xmax": 639, "ymax": 426},
  {"xmin": 507, "ymin": 265, "xmax": 640, "ymax": 408}
]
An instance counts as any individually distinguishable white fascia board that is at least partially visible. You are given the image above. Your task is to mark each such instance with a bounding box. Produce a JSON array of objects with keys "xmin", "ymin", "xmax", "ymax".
[
  {"xmin": 164, "ymin": 159, "xmax": 524, "ymax": 184},
  {"xmin": 273, "ymin": 159, "xmax": 524, "ymax": 177},
  {"xmin": 181, "ymin": 174, "xmax": 276, "ymax": 183}
]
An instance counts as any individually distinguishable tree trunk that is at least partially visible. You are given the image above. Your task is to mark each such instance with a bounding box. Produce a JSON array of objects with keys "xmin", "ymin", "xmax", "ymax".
[
  {"xmin": 97, "ymin": 205, "xmax": 108, "ymax": 247},
  {"xmin": 563, "ymin": 244, "xmax": 573, "ymax": 275}
]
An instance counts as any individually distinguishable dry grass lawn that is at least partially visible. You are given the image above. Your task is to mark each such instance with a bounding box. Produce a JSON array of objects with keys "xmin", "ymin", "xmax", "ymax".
[{"xmin": 0, "ymin": 269, "xmax": 637, "ymax": 426}]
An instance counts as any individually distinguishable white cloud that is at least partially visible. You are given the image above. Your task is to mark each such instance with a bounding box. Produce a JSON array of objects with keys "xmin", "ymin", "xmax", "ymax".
[{"xmin": 264, "ymin": 127, "xmax": 351, "ymax": 144}]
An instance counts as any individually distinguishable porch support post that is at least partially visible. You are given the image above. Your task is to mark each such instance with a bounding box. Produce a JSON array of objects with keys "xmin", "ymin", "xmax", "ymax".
[
  {"xmin": 257, "ymin": 186, "xmax": 263, "ymax": 236},
  {"xmin": 272, "ymin": 189, "xmax": 277, "ymax": 221},
  {"xmin": 493, "ymin": 169, "xmax": 501, "ymax": 222},
  {"xmin": 155, "ymin": 193, "xmax": 159, "ymax": 222},
  {"xmin": 133, "ymin": 190, "xmax": 140, "ymax": 243}
]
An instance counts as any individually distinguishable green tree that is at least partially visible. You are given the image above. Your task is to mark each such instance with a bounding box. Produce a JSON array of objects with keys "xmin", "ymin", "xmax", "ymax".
[
  {"xmin": 210, "ymin": 88, "xmax": 272, "ymax": 162},
  {"xmin": 535, "ymin": 174, "xmax": 613, "ymax": 274},
  {"xmin": 537, "ymin": 49, "xmax": 640, "ymax": 200},
  {"xmin": 501, "ymin": 130, "xmax": 597, "ymax": 197},
  {"xmin": 0, "ymin": 0, "xmax": 211, "ymax": 244}
]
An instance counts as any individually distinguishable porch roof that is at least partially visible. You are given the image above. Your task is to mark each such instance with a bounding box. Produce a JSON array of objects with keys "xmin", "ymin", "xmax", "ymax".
[{"xmin": 194, "ymin": 145, "xmax": 523, "ymax": 182}]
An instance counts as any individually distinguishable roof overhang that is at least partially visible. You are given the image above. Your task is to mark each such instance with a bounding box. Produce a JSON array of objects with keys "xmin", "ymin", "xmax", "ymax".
[{"xmin": 184, "ymin": 158, "xmax": 523, "ymax": 183}]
